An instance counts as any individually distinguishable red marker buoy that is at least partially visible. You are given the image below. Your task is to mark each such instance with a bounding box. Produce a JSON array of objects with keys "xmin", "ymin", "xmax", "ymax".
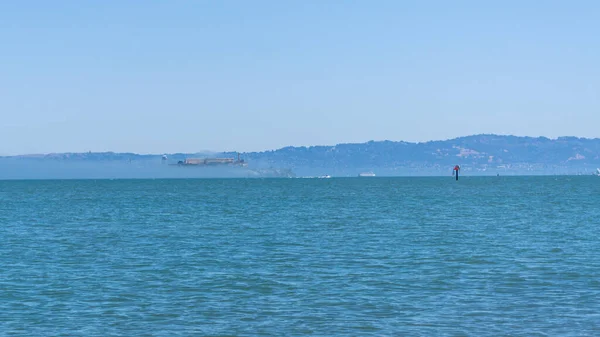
[{"xmin": 453, "ymin": 165, "xmax": 460, "ymax": 181}]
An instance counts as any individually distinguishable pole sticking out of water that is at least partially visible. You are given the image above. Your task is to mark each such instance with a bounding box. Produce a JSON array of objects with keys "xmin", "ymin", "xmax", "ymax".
[{"xmin": 453, "ymin": 165, "xmax": 460, "ymax": 181}]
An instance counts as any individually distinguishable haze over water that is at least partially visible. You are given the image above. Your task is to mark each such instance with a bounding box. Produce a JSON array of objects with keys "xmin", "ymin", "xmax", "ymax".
[{"xmin": 2, "ymin": 176, "xmax": 600, "ymax": 335}]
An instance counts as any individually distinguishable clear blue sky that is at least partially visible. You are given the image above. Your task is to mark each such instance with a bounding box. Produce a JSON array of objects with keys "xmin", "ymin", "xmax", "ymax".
[{"xmin": 1, "ymin": 1, "xmax": 598, "ymax": 155}]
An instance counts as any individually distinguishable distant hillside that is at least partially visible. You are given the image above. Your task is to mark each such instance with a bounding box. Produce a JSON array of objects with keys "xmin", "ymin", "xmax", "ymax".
[
  {"xmin": 232, "ymin": 134, "xmax": 600, "ymax": 176},
  {"xmin": 3, "ymin": 134, "xmax": 600, "ymax": 177}
]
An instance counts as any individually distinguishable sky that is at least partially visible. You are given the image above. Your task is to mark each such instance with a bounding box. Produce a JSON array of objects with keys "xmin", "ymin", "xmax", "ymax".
[{"xmin": 1, "ymin": 1, "xmax": 599, "ymax": 155}]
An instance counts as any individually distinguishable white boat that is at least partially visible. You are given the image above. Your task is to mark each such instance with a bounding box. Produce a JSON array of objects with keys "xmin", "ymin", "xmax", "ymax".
[
  {"xmin": 358, "ymin": 172, "xmax": 376, "ymax": 177},
  {"xmin": 318, "ymin": 175, "xmax": 331, "ymax": 179}
]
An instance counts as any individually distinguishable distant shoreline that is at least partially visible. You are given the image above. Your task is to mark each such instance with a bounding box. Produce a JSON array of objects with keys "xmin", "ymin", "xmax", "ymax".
[{"xmin": 2, "ymin": 134, "xmax": 600, "ymax": 179}]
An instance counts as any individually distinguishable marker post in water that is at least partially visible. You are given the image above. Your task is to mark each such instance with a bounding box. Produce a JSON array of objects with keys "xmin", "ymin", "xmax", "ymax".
[{"xmin": 453, "ymin": 165, "xmax": 460, "ymax": 180}]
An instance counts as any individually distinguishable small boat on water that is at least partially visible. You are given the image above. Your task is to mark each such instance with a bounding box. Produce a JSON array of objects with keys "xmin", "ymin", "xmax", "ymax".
[{"xmin": 358, "ymin": 172, "xmax": 376, "ymax": 177}]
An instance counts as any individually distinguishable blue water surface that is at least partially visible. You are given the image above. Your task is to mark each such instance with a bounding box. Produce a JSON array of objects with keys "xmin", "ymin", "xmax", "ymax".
[{"xmin": 1, "ymin": 176, "xmax": 600, "ymax": 336}]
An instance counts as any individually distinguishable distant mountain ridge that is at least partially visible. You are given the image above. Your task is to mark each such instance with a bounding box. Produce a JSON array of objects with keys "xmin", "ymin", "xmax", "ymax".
[
  {"xmin": 4, "ymin": 134, "xmax": 600, "ymax": 176},
  {"xmin": 233, "ymin": 134, "xmax": 600, "ymax": 175}
]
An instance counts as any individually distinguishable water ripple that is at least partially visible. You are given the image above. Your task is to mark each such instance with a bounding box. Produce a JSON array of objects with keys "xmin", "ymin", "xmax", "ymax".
[{"xmin": 1, "ymin": 177, "xmax": 600, "ymax": 335}]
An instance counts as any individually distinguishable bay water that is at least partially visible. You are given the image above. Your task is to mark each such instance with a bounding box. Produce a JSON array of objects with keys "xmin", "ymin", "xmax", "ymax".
[{"xmin": 1, "ymin": 176, "xmax": 600, "ymax": 335}]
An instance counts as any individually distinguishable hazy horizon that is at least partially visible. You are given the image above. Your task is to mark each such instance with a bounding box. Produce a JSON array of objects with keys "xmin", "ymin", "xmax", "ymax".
[
  {"xmin": 2, "ymin": 1, "xmax": 599, "ymax": 155},
  {"xmin": 2, "ymin": 133, "xmax": 600, "ymax": 157},
  {"xmin": 3, "ymin": 132, "xmax": 600, "ymax": 157}
]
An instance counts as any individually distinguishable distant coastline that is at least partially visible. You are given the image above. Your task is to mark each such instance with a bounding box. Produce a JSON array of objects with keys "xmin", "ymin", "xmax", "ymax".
[{"xmin": 2, "ymin": 134, "xmax": 600, "ymax": 179}]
